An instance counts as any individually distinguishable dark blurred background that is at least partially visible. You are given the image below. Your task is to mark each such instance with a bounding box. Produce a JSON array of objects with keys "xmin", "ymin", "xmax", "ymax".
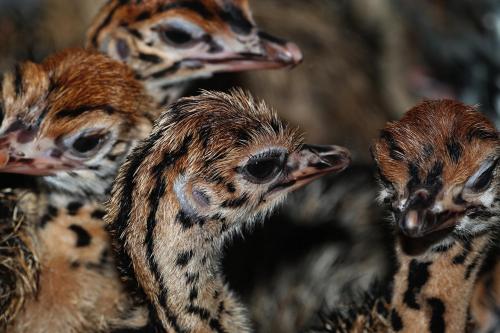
[{"xmin": 1, "ymin": 0, "xmax": 499, "ymax": 332}]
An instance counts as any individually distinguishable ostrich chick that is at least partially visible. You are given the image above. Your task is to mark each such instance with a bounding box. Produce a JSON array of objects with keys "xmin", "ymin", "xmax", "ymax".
[
  {"xmin": 106, "ymin": 89, "xmax": 351, "ymax": 332},
  {"xmin": 0, "ymin": 48, "xmax": 159, "ymax": 331},
  {"xmin": 87, "ymin": 0, "xmax": 303, "ymax": 106},
  {"xmin": 313, "ymin": 100, "xmax": 499, "ymax": 332}
]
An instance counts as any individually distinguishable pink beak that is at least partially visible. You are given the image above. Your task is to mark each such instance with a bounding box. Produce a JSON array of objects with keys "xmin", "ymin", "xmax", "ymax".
[
  {"xmin": 0, "ymin": 130, "xmax": 80, "ymax": 176},
  {"xmin": 0, "ymin": 151, "xmax": 80, "ymax": 176},
  {"xmin": 265, "ymin": 144, "xmax": 351, "ymax": 199},
  {"xmin": 191, "ymin": 31, "xmax": 303, "ymax": 73},
  {"xmin": 258, "ymin": 31, "xmax": 303, "ymax": 67}
]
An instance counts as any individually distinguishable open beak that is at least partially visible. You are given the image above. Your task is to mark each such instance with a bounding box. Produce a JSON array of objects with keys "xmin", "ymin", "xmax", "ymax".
[
  {"xmin": 397, "ymin": 189, "xmax": 464, "ymax": 239},
  {"xmin": 0, "ymin": 154, "xmax": 74, "ymax": 176},
  {"xmin": 0, "ymin": 149, "xmax": 78, "ymax": 176},
  {"xmin": 396, "ymin": 188, "xmax": 468, "ymax": 255},
  {"xmin": 267, "ymin": 144, "xmax": 351, "ymax": 198},
  {"xmin": 398, "ymin": 207, "xmax": 463, "ymax": 239}
]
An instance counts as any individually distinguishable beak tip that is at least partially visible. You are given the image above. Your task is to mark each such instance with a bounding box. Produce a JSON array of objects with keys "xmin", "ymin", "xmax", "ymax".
[
  {"xmin": 342, "ymin": 148, "xmax": 352, "ymax": 163},
  {"xmin": 307, "ymin": 144, "xmax": 352, "ymax": 173},
  {"xmin": 329, "ymin": 147, "xmax": 351, "ymax": 171},
  {"xmin": 284, "ymin": 42, "xmax": 303, "ymax": 66}
]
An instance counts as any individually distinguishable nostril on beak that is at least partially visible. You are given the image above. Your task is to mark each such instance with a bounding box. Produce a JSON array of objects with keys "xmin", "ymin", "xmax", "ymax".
[
  {"xmin": 415, "ymin": 189, "xmax": 430, "ymax": 201},
  {"xmin": 321, "ymin": 149, "xmax": 351, "ymax": 169},
  {"xmin": 304, "ymin": 144, "xmax": 351, "ymax": 170},
  {"xmin": 408, "ymin": 189, "xmax": 432, "ymax": 210},
  {"xmin": 323, "ymin": 154, "xmax": 343, "ymax": 166}
]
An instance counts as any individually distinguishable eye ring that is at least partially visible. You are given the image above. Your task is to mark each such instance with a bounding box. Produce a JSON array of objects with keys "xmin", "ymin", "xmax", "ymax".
[
  {"xmin": 242, "ymin": 151, "xmax": 286, "ymax": 184},
  {"xmin": 465, "ymin": 158, "xmax": 498, "ymax": 193},
  {"xmin": 63, "ymin": 131, "xmax": 110, "ymax": 158},
  {"xmin": 159, "ymin": 27, "xmax": 196, "ymax": 47}
]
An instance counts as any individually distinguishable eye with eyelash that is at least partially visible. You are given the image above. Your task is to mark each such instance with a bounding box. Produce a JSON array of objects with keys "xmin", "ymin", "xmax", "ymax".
[
  {"xmin": 241, "ymin": 149, "xmax": 287, "ymax": 184},
  {"xmin": 72, "ymin": 134, "xmax": 104, "ymax": 153},
  {"xmin": 155, "ymin": 20, "xmax": 204, "ymax": 48},
  {"xmin": 465, "ymin": 158, "xmax": 499, "ymax": 193},
  {"xmin": 251, "ymin": 149, "xmax": 286, "ymax": 160},
  {"xmin": 160, "ymin": 27, "xmax": 196, "ymax": 46},
  {"xmin": 59, "ymin": 130, "xmax": 111, "ymax": 159}
]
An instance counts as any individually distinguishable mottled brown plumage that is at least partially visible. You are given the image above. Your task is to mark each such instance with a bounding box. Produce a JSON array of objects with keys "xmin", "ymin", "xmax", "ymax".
[
  {"xmin": 106, "ymin": 90, "xmax": 350, "ymax": 332},
  {"xmin": 313, "ymin": 100, "xmax": 500, "ymax": 332},
  {"xmin": 1, "ymin": 0, "xmax": 304, "ymax": 329},
  {"xmin": 470, "ymin": 251, "xmax": 500, "ymax": 332},
  {"xmin": 87, "ymin": 0, "xmax": 302, "ymax": 107},
  {"xmin": 0, "ymin": 48, "xmax": 159, "ymax": 332},
  {"xmin": 0, "ymin": 48, "xmax": 156, "ymax": 197}
]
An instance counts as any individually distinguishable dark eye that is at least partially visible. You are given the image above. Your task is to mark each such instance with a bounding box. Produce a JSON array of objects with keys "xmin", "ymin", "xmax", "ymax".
[
  {"xmin": 243, "ymin": 157, "xmax": 283, "ymax": 183},
  {"xmin": 470, "ymin": 161, "xmax": 497, "ymax": 192},
  {"xmin": 71, "ymin": 133, "xmax": 106, "ymax": 155},
  {"xmin": 465, "ymin": 158, "xmax": 498, "ymax": 193},
  {"xmin": 161, "ymin": 28, "xmax": 194, "ymax": 46}
]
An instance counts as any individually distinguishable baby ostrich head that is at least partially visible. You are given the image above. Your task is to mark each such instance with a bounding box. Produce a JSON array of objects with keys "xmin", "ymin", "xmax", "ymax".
[
  {"xmin": 110, "ymin": 89, "xmax": 350, "ymax": 239},
  {"xmin": 0, "ymin": 49, "xmax": 158, "ymax": 199},
  {"xmin": 86, "ymin": 0, "xmax": 302, "ymax": 105},
  {"xmin": 372, "ymin": 100, "xmax": 499, "ymax": 255},
  {"xmin": 107, "ymin": 90, "xmax": 350, "ymax": 331}
]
